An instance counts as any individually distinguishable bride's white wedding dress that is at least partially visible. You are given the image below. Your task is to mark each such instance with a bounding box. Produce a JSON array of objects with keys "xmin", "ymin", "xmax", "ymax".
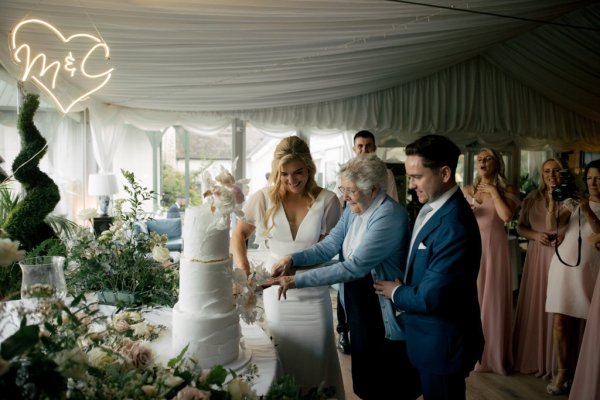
[{"xmin": 244, "ymin": 188, "xmax": 344, "ymax": 398}]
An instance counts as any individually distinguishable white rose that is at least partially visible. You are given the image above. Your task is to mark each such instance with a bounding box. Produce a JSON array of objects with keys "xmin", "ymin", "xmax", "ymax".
[
  {"xmin": 227, "ymin": 377, "xmax": 256, "ymax": 400},
  {"xmin": 164, "ymin": 375, "xmax": 185, "ymax": 387},
  {"xmin": 0, "ymin": 238, "xmax": 26, "ymax": 267},
  {"xmin": 141, "ymin": 385, "xmax": 158, "ymax": 396},
  {"xmin": 113, "ymin": 318, "xmax": 130, "ymax": 333},
  {"xmin": 77, "ymin": 208, "xmax": 98, "ymax": 222},
  {"xmin": 87, "ymin": 347, "xmax": 116, "ymax": 368},
  {"xmin": 53, "ymin": 348, "xmax": 87, "ymax": 379},
  {"xmin": 152, "ymin": 245, "xmax": 171, "ymax": 263}
]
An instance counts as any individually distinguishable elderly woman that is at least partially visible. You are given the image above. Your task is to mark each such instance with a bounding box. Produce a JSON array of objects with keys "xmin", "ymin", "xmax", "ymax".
[{"xmin": 269, "ymin": 153, "xmax": 421, "ymax": 400}]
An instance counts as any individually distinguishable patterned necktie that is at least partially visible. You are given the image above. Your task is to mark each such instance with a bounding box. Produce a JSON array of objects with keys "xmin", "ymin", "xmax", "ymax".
[{"xmin": 413, "ymin": 203, "xmax": 433, "ymax": 234}]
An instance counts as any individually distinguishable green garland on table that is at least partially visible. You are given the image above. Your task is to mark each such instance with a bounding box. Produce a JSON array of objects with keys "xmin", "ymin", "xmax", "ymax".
[{"xmin": 3, "ymin": 93, "xmax": 60, "ymax": 251}]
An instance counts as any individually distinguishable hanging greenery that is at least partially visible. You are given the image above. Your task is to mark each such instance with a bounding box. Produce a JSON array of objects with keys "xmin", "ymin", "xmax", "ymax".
[{"xmin": 2, "ymin": 93, "xmax": 60, "ymax": 251}]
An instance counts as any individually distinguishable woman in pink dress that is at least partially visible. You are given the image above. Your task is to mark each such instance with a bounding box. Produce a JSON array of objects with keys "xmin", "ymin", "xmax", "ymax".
[
  {"xmin": 512, "ymin": 158, "xmax": 563, "ymax": 378},
  {"xmin": 569, "ymin": 232, "xmax": 600, "ymax": 400},
  {"xmin": 463, "ymin": 148, "xmax": 519, "ymax": 376},
  {"xmin": 545, "ymin": 159, "xmax": 600, "ymax": 395}
]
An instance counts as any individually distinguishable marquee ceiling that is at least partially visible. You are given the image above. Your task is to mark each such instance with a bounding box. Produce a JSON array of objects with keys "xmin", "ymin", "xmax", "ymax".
[{"xmin": 0, "ymin": 0, "xmax": 594, "ymax": 112}]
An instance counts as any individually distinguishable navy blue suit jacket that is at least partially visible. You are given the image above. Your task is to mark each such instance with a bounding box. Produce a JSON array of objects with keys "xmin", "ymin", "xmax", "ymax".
[{"xmin": 393, "ymin": 188, "xmax": 484, "ymax": 376}]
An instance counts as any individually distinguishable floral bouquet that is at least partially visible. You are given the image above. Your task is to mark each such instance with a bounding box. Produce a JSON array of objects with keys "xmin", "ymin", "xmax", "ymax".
[
  {"xmin": 233, "ymin": 261, "xmax": 271, "ymax": 324},
  {"xmin": 0, "ymin": 296, "xmax": 261, "ymax": 399},
  {"xmin": 200, "ymin": 167, "xmax": 248, "ymax": 230}
]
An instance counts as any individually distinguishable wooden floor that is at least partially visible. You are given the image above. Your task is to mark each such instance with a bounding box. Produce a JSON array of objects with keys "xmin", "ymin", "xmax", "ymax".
[
  {"xmin": 335, "ymin": 334, "xmax": 569, "ymax": 400},
  {"xmin": 256, "ymin": 288, "xmax": 569, "ymax": 399},
  {"xmin": 328, "ymin": 285, "xmax": 569, "ymax": 400}
]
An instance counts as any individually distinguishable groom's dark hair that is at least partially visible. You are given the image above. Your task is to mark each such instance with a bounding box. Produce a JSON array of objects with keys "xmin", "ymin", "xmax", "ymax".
[{"xmin": 405, "ymin": 134, "xmax": 461, "ymax": 174}]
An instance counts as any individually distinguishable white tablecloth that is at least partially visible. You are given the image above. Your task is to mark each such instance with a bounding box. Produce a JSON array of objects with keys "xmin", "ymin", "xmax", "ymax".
[{"xmin": 0, "ymin": 300, "xmax": 281, "ymax": 396}]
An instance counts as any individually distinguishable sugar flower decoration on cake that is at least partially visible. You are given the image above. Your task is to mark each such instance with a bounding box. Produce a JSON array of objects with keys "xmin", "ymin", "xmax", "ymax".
[
  {"xmin": 233, "ymin": 261, "xmax": 269, "ymax": 324},
  {"xmin": 201, "ymin": 167, "xmax": 249, "ymax": 229}
]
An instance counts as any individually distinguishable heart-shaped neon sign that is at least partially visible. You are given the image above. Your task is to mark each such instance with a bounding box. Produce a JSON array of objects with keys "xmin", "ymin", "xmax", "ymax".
[{"xmin": 10, "ymin": 19, "xmax": 114, "ymax": 113}]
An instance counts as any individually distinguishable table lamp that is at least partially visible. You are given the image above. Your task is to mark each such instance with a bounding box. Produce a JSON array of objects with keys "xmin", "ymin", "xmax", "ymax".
[{"xmin": 88, "ymin": 173, "xmax": 119, "ymax": 217}]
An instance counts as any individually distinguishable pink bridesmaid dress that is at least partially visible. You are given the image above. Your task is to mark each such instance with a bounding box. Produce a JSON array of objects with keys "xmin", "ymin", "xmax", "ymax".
[
  {"xmin": 512, "ymin": 193, "xmax": 554, "ymax": 377},
  {"xmin": 469, "ymin": 193, "xmax": 519, "ymax": 375},
  {"xmin": 569, "ymin": 270, "xmax": 600, "ymax": 400}
]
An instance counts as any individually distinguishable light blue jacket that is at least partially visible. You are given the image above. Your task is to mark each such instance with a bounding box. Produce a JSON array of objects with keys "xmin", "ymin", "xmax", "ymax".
[{"xmin": 291, "ymin": 195, "xmax": 410, "ymax": 340}]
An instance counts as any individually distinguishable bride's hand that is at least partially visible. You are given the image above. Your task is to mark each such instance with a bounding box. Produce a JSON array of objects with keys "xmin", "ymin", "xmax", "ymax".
[{"xmin": 271, "ymin": 255, "xmax": 293, "ymax": 277}]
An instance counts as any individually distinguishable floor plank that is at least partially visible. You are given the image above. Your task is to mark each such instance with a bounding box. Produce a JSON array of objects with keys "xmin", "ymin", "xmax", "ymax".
[{"xmin": 330, "ymin": 288, "xmax": 569, "ymax": 400}]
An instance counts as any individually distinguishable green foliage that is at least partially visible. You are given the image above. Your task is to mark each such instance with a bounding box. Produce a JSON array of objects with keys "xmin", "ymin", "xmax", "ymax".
[
  {"xmin": 0, "ymin": 262, "xmax": 21, "ymax": 300},
  {"xmin": 161, "ymin": 164, "xmax": 202, "ymax": 207},
  {"xmin": 519, "ymin": 172, "xmax": 538, "ymax": 199},
  {"xmin": 264, "ymin": 375, "xmax": 336, "ymax": 400},
  {"xmin": 66, "ymin": 170, "xmax": 178, "ymax": 307},
  {"xmin": 3, "ymin": 93, "xmax": 61, "ymax": 251},
  {"xmin": 0, "ymin": 184, "xmax": 21, "ymax": 227},
  {"xmin": 27, "ymin": 238, "xmax": 67, "ymax": 258},
  {"xmin": 0, "ymin": 298, "xmax": 264, "ymax": 399}
]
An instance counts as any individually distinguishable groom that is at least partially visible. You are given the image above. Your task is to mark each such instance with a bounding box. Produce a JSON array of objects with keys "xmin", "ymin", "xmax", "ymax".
[{"xmin": 374, "ymin": 134, "xmax": 484, "ymax": 400}]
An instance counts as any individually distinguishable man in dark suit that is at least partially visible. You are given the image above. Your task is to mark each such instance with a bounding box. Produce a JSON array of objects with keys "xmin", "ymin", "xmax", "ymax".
[
  {"xmin": 374, "ymin": 134, "xmax": 484, "ymax": 400},
  {"xmin": 166, "ymin": 195, "xmax": 185, "ymax": 219}
]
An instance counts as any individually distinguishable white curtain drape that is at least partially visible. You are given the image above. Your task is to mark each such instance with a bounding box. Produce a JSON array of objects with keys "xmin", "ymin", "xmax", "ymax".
[{"xmin": 89, "ymin": 103, "xmax": 126, "ymax": 174}]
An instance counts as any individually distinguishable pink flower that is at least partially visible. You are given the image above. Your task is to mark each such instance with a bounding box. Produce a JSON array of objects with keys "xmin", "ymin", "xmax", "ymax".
[
  {"xmin": 174, "ymin": 386, "xmax": 211, "ymax": 400},
  {"xmin": 129, "ymin": 341, "xmax": 153, "ymax": 369}
]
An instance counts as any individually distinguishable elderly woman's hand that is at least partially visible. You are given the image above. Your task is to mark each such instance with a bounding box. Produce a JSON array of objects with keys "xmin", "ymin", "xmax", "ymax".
[
  {"xmin": 373, "ymin": 279, "xmax": 402, "ymax": 300},
  {"xmin": 266, "ymin": 276, "xmax": 296, "ymax": 300},
  {"xmin": 271, "ymin": 255, "xmax": 293, "ymax": 277}
]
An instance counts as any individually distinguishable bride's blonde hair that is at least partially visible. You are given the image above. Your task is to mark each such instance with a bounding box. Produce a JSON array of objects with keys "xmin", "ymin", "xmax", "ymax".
[{"xmin": 263, "ymin": 136, "xmax": 320, "ymax": 235}]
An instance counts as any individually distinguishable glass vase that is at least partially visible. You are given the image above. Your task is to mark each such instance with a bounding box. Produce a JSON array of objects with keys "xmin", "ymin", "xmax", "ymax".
[{"xmin": 19, "ymin": 256, "xmax": 67, "ymax": 299}]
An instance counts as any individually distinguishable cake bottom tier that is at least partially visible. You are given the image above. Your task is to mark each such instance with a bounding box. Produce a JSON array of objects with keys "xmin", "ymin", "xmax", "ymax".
[{"xmin": 172, "ymin": 302, "xmax": 241, "ymax": 367}]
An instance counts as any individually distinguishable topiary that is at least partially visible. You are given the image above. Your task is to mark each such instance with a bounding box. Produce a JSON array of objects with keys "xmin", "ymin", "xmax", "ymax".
[{"xmin": 2, "ymin": 93, "xmax": 60, "ymax": 251}]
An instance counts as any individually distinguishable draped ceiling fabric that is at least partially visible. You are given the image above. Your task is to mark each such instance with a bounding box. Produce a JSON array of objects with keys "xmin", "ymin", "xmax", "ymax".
[{"xmin": 0, "ymin": 0, "xmax": 598, "ymax": 150}]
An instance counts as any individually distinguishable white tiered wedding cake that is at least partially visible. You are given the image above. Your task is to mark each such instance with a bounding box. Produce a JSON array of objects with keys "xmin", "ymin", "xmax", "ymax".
[{"xmin": 172, "ymin": 171, "xmax": 245, "ymax": 367}]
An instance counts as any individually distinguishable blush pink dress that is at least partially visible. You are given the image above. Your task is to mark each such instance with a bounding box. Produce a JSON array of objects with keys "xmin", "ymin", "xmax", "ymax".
[
  {"xmin": 468, "ymin": 192, "xmax": 519, "ymax": 375},
  {"xmin": 569, "ymin": 270, "xmax": 600, "ymax": 400},
  {"xmin": 512, "ymin": 192, "xmax": 556, "ymax": 377}
]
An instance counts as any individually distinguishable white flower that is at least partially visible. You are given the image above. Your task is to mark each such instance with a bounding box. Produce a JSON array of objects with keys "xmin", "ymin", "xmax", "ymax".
[
  {"xmin": 251, "ymin": 262, "xmax": 270, "ymax": 287},
  {"xmin": 0, "ymin": 238, "xmax": 26, "ymax": 267},
  {"xmin": 112, "ymin": 318, "xmax": 130, "ymax": 333},
  {"xmin": 53, "ymin": 348, "xmax": 88, "ymax": 379},
  {"xmin": 226, "ymin": 376, "xmax": 256, "ymax": 400},
  {"xmin": 164, "ymin": 375, "xmax": 185, "ymax": 387},
  {"xmin": 152, "ymin": 245, "xmax": 171, "ymax": 263},
  {"xmin": 141, "ymin": 385, "xmax": 158, "ymax": 396},
  {"xmin": 77, "ymin": 208, "xmax": 98, "ymax": 222},
  {"xmin": 232, "ymin": 268, "xmax": 248, "ymax": 286},
  {"xmin": 87, "ymin": 347, "xmax": 116, "ymax": 368},
  {"xmin": 131, "ymin": 322, "xmax": 152, "ymax": 338}
]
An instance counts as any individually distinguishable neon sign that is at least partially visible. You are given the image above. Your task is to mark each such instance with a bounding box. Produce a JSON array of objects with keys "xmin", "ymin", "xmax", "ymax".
[{"xmin": 9, "ymin": 18, "xmax": 113, "ymax": 113}]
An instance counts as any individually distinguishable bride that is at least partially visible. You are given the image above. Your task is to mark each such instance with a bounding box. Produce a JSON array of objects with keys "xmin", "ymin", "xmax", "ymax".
[{"xmin": 231, "ymin": 136, "xmax": 344, "ymax": 397}]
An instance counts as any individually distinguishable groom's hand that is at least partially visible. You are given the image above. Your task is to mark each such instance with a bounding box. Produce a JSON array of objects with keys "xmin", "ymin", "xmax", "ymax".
[
  {"xmin": 373, "ymin": 278, "xmax": 401, "ymax": 300},
  {"xmin": 265, "ymin": 276, "xmax": 296, "ymax": 300}
]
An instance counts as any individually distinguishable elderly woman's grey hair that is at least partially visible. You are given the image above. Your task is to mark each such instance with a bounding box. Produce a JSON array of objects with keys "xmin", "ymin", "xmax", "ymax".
[{"xmin": 339, "ymin": 153, "xmax": 388, "ymax": 193}]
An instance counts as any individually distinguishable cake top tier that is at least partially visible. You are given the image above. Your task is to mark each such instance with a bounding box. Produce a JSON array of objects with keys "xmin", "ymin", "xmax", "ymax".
[{"xmin": 182, "ymin": 168, "xmax": 246, "ymax": 262}]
